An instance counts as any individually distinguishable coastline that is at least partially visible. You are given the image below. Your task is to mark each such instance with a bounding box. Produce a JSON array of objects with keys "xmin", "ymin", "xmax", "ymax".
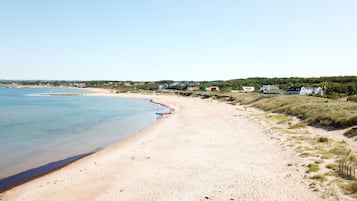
[
  {"xmin": 0, "ymin": 91, "xmax": 346, "ymax": 200},
  {"xmin": 0, "ymin": 88, "xmax": 169, "ymax": 193}
]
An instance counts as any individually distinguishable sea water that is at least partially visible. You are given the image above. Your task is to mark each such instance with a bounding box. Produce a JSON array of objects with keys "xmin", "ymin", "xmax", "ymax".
[{"xmin": 0, "ymin": 87, "xmax": 168, "ymax": 188}]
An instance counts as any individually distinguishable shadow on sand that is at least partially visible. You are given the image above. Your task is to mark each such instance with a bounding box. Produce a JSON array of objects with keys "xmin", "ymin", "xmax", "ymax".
[{"xmin": 0, "ymin": 152, "xmax": 93, "ymax": 193}]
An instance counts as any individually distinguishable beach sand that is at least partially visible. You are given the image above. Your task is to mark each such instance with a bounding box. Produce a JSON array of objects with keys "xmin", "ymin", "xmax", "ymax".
[{"xmin": 1, "ymin": 93, "xmax": 331, "ymax": 201}]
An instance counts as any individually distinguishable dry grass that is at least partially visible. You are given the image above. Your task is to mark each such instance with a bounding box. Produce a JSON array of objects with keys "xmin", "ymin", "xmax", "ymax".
[
  {"xmin": 191, "ymin": 92, "xmax": 357, "ymax": 128},
  {"xmin": 250, "ymin": 95, "xmax": 357, "ymax": 128}
]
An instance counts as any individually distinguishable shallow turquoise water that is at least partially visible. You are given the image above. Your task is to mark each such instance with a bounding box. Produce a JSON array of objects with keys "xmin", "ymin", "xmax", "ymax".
[{"xmin": 0, "ymin": 87, "xmax": 168, "ymax": 179}]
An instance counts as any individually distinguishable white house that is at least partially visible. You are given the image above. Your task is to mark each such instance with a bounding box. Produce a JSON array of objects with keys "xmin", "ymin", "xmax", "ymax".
[
  {"xmin": 300, "ymin": 87, "xmax": 324, "ymax": 96},
  {"xmin": 242, "ymin": 86, "xmax": 255, "ymax": 93}
]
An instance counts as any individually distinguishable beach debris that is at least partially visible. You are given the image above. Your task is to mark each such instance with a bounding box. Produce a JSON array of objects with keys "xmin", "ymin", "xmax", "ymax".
[{"xmin": 155, "ymin": 111, "xmax": 173, "ymax": 116}]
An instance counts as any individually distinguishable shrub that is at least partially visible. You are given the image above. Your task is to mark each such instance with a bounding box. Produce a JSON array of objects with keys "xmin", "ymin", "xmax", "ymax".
[
  {"xmin": 344, "ymin": 128, "xmax": 357, "ymax": 138},
  {"xmin": 326, "ymin": 164, "xmax": 339, "ymax": 171},
  {"xmin": 311, "ymin": 174, "xmax": 327, "ymax": 181},
  {"xmin": 306, "ymin": 164, "xmax": 320, "ymax": 173},
  {"xmin": 318, "ymin": 137, "xmax": 329, "ymax": 143}
]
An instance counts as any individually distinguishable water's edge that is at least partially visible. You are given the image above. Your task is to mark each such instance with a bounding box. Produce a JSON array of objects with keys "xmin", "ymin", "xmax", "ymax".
[
  {"xmin": 0, "ymin": 152, "xmax": 93, "ymax": 193},
  {"xmin": 0, "ymin": 91, "xmax": 170, "ymax": 193}
]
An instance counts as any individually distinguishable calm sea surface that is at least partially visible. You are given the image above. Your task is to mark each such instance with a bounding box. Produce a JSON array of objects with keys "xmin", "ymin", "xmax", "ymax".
[{"xmin": 0, "ymin": 87, "xmax": 168, "ymax": 181}]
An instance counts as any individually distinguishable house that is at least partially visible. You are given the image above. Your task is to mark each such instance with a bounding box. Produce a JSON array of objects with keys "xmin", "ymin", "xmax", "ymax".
[
  {"xmin": 300, "ymin": 87, "xmax": 324, "ymax": 96},
  {"xmin": 187, "ymin": 86, "xmax": 199, "ymax": 91},
  {"xmin": 288, "ymin": 86, "xmax": 324, "ymax": 96},
  {"xmin": 288, "ymin": 86, "xmax": 302, "ymax": 94},
  {"xmin": 241, "ymin": 86, "xmax": 255, "ymax": 93},
  {"xmin": 259, "ymin": 85, "xmax": 281, "ymax": 94},
  {"xmin": 157, "ymin": 83, "xmax": 169, "ymax": 90},
  {"xmin": 206, "ymin": 86, "xmax": 220, "ymax": 92}
]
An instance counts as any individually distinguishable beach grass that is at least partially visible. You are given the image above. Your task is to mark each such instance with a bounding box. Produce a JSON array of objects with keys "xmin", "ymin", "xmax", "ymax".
[
  {"xmin": 306, "ymin": 163, "xmax": 320, "ymax": 173},
  {"xmin": 250, "ymin": 95, "xmax": 357, "ymax": 128},
  {"xmin": 185, "ymin": 92, "xmax": 357, "ymax": 128}
]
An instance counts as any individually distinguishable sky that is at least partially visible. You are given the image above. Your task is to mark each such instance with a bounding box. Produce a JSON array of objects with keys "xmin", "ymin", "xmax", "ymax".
[{"xmin": 0, "ymin": 0, "xmax": 356, "ymax": 81}]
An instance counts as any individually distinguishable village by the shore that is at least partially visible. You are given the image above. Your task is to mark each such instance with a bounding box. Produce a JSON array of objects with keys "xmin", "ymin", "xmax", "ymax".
[{"xmin": 1, "ymin": 87, "xmax": 356, "ymax": 201}]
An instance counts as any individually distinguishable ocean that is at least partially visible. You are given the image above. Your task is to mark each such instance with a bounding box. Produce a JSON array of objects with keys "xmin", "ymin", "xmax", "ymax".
[{"xmin": 0, "ymin": 87, "xmax": 168, "ymax": 190}]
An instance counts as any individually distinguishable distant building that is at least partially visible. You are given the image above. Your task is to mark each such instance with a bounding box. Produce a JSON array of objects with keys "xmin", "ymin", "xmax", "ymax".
[
  {"xmin": 288, "ymin": 86, "xmax": 302, "ymax": 94},
  {"xmin": 301, "ymin": 87, "xmax": 324, "ymax": 96},
  {"xmin": 288, "ymin": 86, "xmax": 324, "ymax": 96},
  {"xmin": 241, "ymin": 86, "xmax": 255, "ymax": 93},
  {"xmin": 158, "ymin": 83, "xmax": 169, "ymax": 90},
  {"xmin": 72, "ymin": 83, "xmax": 86, "ymax": 88},
  {"xmin": 259, "ymin": 85, "xmax": 281, "ymax": 94},
  {"xmin": 206, "ymin": 86, "xmax": 220, "ymax": 92}
]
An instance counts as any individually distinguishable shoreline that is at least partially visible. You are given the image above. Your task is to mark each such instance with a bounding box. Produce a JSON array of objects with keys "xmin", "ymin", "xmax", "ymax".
[
  {"xmin": 2, "ymin": 91, "xmax": 353, "ymax": 200},
  {"xmin": 0, "ymin": 88, "xmax": 171, "ymax": 194},
  {"xmin": 0, "ymin": 153, "xmax": 93, "ymax": 193}
]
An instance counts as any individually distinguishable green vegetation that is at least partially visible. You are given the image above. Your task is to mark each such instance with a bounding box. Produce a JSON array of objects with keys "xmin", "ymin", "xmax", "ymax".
[
  {"xmin": 326, "ymin": 164, "xmax": 339, "ymax": 171},
  {"xmin": 311, "ymin": 174, "xmax": 327, "ymax": 181},
  {"xmin": 197, "ymin": 76, "xmax": 357, "ymax": 98},
  {"xmin": 251, "ymin": 95, "xmax": 357, "ymax": 128},
  {"xmin": 306, "ymin": 163, "xmax": 320, "ymax": 173},
  {"xmin": 318, "ymin": 137, "xmax": 329, "ymax": 143},
  {"xmin": 265, "ymin": 113, "xmax": 292, "ymax": 124}
]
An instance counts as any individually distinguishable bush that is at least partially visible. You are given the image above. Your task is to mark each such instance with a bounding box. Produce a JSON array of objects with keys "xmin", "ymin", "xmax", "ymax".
[
  {"xmin": 344, "ymin": 128, "xmax": 357, "ymax": 138},
  {"xmin": 311, "ymin": 174, "xmax": 327, "ymax": 181},
  {"xmin": 306, "ymin": 164, "xmax": 320, "ymax": 173},
  {"xmin": 318, "ymin": 137, "xmax": 329, "ymax": 143},
  {"xmin": 326, "ymin": 164, "xmax": 339, "ymax": 171}
]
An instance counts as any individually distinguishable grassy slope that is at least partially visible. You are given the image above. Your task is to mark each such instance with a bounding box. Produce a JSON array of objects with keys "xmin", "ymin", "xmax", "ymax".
[
  {"xmin": 186, "ymin": 92, "xmax": 357, "ymax": 128},
  {"xmin": 251, "ymin": 95, "xmax": 357, "ymax": 128}
]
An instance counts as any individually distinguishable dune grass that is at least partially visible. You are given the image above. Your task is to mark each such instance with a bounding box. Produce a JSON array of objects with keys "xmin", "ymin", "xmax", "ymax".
[
  {"xmin": 250, "ymin": 95, "xmax": 357, "ymax": 128},
  {"xmin": 185, "ymin": 92, "xmax": 356, "ymax": 128},
  {"xmin": 205, "ymin": 93, "xmax": 357, "ymax": 128}
]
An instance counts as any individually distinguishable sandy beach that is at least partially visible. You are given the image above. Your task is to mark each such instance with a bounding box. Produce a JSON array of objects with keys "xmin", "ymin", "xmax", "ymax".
[{"xmin": 0, "ymin": 93, "xmax": 337, "ymax": 201}]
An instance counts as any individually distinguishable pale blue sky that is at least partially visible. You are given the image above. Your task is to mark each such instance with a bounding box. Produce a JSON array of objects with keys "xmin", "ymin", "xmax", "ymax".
[{"xmin": 1, "ymin": 0, "xmax": 356, "ymax": 81}]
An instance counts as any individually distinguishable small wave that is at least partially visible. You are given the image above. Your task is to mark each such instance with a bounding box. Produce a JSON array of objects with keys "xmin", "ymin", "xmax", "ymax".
[
  {"xmin": 24, "ymin": 93, "xmax": 50, "ymax": 97},
  {"xmin": 24, "ymin": 93, "xmax": 82, "ymax": 97}
]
